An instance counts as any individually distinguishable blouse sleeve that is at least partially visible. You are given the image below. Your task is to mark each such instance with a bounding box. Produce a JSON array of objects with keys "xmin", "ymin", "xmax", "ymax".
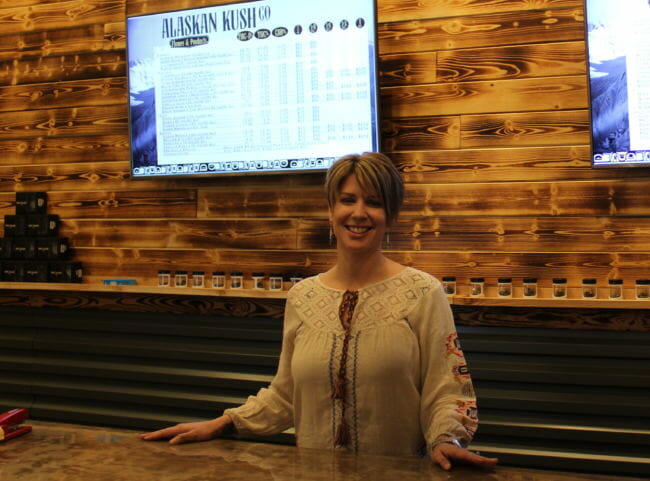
[
  {"xmin": 222, "ymin": 297, "xmax": 299, "ymax": 436},
  {"xmin": 412, "ymin": 279, "xmax": 478, "ymax": 452}
]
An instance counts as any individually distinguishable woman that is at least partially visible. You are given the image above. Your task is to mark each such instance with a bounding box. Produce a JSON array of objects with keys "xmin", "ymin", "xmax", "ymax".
[{"xmin": 141, "ymin": 152, "xmax": 497, "ymax": 471}]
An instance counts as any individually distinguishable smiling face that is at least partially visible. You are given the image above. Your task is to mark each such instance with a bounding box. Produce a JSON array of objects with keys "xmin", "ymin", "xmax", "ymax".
[{"xmin": 329, "ymin": 174, "xmax": 388, "ymax": 255}]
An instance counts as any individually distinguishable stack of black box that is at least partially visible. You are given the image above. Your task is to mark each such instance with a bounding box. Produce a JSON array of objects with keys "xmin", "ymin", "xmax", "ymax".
[{"xmin": 0, "ymin": 192, "xmax": 82, "ymax": 283}]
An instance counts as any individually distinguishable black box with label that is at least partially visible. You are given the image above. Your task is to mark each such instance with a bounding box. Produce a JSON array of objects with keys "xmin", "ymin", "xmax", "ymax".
[
  {"xmin": 1, "ymin": 261, "xmax": 24, "ymax": 282},
  {"xmin": 26, "ymin": 214, "xmax": 59, "ymax": 236},
  {"xmin": 0, "ymin": 237, "xmax": 13, "ymax": 259},
  {"xmin": 16, "ymin": 192, "xmax": 47, "ymax": 214},
  {"xmin": 12, "ymin": 237, "xmax": 36, "ymax": 260},
  {"xmin": 36, "ymin": 237, "xmax": 70, "ymax": 260},
  {"xmin": 48, "ymin": 261, "xmax": 82, "ymax": 283},
  {"xmin": 24, "ymin": 261, "xmax": 49, "ymax": 282},
  {"xmin": 3, "ymin": 215, "xmax": 27, "ymax": 237}
]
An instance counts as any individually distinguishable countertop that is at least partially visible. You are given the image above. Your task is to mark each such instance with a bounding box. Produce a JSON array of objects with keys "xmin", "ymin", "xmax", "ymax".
[{"xmin": 1, "ymin": 421, "xmax": 646, "ymax": 481}]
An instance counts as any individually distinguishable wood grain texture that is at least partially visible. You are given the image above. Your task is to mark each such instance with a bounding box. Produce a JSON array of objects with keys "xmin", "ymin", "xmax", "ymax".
[
  {"xmin": 60, "ymin": 219, "xmax": 298, "ymax": 250},
  {"xmin": 0, "ymin": 189, "xmax": 196, "ymax": 218},
  {"xmin": 382, "ymin": 115, "xmax": 460, "ymax": 151},
  {"xmin": 0, "ymin": 77, "xmax": 127, "ymax": 112},
  {"xmin": 0, "ymin": 105, "xmax": 127, "ymax": 140},
  {"xmin": 460, "ymin": 110, "xmax": 589, "ymax": 147},
  {"xmin": 378, "ymin": 0, "xmax": 583, "ymax": 23},
  {"xmin": 0, "ymin": 289, "xmax": 286, "ymax": 317},
  {"xmin": 0, "ymin": 135, "xmax": 128, "ymax": 165},
  {"xmin": 0, "ymin": 0, "xmax": 124, "ymax": 35},
  {"xmin": 379, "ymin": 51, "xmax": 437, "ymax": 87},
  {"xmin": 389, "ymin": 147, "xmax": 650, "ymax": 183},
  {"xmin": 378, "ymin": 7, "xmax": 584, "ymax": 54},
  {"xmin": 436, "ymin": 41, "xmax": 586, "ymax": 83},
  {"xmin": 126, "ymin": 0, "xmax": 252, "ymax": 16},
  {"xmin": 198, "ymin": 179, "xmax": 650, "ymax": 218},
  {"xmin": 0, "ymin": 52, "xmax": 125, "ymax": 87},
  {"xmin": 298, "ymin": 217, "xmax": 650, "ymax": 252},
  {"xmin": 381, "ymin": 76, "xmax": 588, "ymax": 117},
  {"xmin": 0, "ymin": 23, "xmax": 124, "ymax": 62}
]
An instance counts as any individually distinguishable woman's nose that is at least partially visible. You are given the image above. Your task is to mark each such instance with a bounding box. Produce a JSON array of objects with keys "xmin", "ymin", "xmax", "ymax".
[{"xmin": 351, "ymin": 201, "xmax": 368, "ymax": 217}]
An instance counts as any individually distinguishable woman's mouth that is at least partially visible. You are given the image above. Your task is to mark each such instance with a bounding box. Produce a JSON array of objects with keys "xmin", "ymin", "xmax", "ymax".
[{"xmin": 346, "ymin": 225, "xmax": 373, "ymax": 234}]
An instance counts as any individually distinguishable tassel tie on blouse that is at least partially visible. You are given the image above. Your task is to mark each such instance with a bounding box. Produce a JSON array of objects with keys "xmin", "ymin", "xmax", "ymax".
[{"xmin": 332, "ymin": 290, "xmax": 358, "ymax": 447}]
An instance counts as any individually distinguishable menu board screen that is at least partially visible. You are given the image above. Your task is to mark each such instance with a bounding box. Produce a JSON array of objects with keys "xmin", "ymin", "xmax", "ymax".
[{"xmin": 127, "ymin": 0, "xmax": 379, "ymax": 178}]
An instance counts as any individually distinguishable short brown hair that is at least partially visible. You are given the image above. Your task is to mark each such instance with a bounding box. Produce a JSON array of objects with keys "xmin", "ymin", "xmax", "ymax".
[{"xmin": 325, "ymin": 152, "xmax": 404, "ymax": 226}]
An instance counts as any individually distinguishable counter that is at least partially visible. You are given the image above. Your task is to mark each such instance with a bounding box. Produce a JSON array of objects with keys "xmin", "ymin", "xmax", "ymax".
[{"xmin": 1, "ymin": 421, "xmax": 646, "ymax": 481}]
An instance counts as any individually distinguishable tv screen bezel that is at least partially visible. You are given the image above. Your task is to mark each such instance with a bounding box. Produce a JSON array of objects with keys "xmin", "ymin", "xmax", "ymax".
[{"xmin": 125, "ymin": 0, "xmax": 381, "ymax": 179}]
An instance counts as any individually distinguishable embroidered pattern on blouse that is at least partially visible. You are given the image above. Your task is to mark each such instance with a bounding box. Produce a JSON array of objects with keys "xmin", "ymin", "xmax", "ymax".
[
  {"xmin": 289, "ymin": 269, "xmax": 436, "ymax": 333},
  {"xmin": 445, "ymin": 332, "xmax": 464, "ymax": 358}
]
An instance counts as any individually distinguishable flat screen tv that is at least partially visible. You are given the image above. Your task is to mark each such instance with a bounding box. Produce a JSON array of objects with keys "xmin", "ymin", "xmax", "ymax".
[
  {"xmin": 585, "ymin": 0, "xmax": 650, "ymax": 167},
  {"xmin": 126, "ymin": 0, "xmax": 379, "ymax": 178}
]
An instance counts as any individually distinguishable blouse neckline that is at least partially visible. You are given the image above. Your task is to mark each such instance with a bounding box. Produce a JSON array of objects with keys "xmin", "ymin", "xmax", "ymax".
[{"xmin": 315, "ymin": 266, "xmax": 411, "ymax": 294}]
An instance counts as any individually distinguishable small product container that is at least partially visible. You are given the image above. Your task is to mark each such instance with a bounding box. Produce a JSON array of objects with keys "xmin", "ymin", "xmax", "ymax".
[
  {"xmin": 230, "ymin": 272, "xmax": 243, "ymax": 289},
  {"xmin": 158, "ymin": 270, "xmax": 171, "ymax": 287},
  {"xmin": 552, "ymin": 278, "xmax": 567, "ymax": 298},
  {"xmin": 608, "ymin": 279, "xmax": 623, "ymax": 299},
  {"xmin": 497, "ymin": 278, "xmax": 512, "ymax": 297},
  {"xmin": 252, "ymin": 272, "xmax": 266, "ymax": 290},
  {"xmin": 523, "ymin": 278, "xmax": 538, "ymax": 298},
  {"xmin": 191, "ymin": 271, "xmax": 205, "ymax": 288},
  {"xmin": 269, "ymin": 273, "xmax": 284, "ymax": 291},
  {"xmin": 174, "ymin": 270, "xmax": 188, "ymax": 288},
  {"xmin": 469, "ymin": 277, "xmax": 484, "ymax": 297},
  {"xmin": 289, "ymin": 274, "xmax": 303, "ymax": 286},
  {"xmin": 635, "ymin": 279, "xmax": 650, "ymax": 299},
  {"xmin": 441, "ymin": 276, "xmax": 456, "ymax": 295},
  {"xmin": 212, "ymin": 271, "xmax": 226, "ymax": 289},
  {"xmin": 581, "ymin": 278, "xmax": 597, "ymax": 299}
]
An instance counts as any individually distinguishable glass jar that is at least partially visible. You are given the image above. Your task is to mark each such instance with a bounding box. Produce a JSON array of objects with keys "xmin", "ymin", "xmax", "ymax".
[
  {"xmin": 497, "ymin": 278, "xmax": 512, "ymax": 297},
  {"xmin": 581, "ymin": 278, "xmax": 597, "ymax": 299},
  {"xmin": 522, "ymin": 278, "xmax": 538, "ymax": 298},
  {"xmin": 174, "ymin": 270, "xmax": 188, "ymax": 288},
  {"xmin": 441, "ymin": 276, "xmax": 456, "ymax": 295},
  {"xmin": 289, "ymin": 274, "xmax": 303, "ymax": 286},
  {"xmin": 269, "ymin": 273, "xmax": 284, "ymax": 291},
  {"xmin": 636, "ymin": 279, "xmax": 650, "ymax": 299},
  {"xmin": 552, "ymin": 278, "xmax": 567, "ymax": 298},
  {"xmin": 252, "ymin": 272, "xmax": 266, "ymax": 290},
  {"xmin": 158, "ymin": 270, "xmax": 171, "ymax": 287},
  {"xmin": 191, "ymin": 271, "xmax": 205, "ymax": 288},
  {"xmin": 212, "ymin": 271, "xmax": 226, "ymax": 289},
  {"xmin": 608, "ymin": 279, "xmax": 623, "ymax": 299},
  {"xmin": 469, "ymin": 277, "xmax": 484, "ymax": 297},
  {"xmin": 230, "ymin": 272, "xmax": 243, "ymax": 289}
]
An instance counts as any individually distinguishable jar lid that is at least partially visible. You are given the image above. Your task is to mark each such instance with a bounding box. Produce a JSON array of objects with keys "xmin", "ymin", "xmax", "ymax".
[
  {"xmin": 158, "ymin": 270, "xmax": 171, "ymax": 274},
  {"xmin": 175, "ymin": 270, "xmax": 188, "ymax": 274},
  {"xmin": 582, "ymin": 278, "xmax": 597, "ymax": 285},
  {"xmin": 608, "ymin": 279, "xmax": 623, "ymax": 285},
  {"xmin": 252, "ymin": 272, "xmax": 265, "ymax": 277},
  {"xmin": 523, "ymin": 277, "xmax": 537, "ymax": 283},
  {"xmin": 442, "ymin": 276, "xmax": 456, "ymax": 282},
  {"xmin": 230, "ymin": 272, "xmax": 243, "ymax": 276},
  {"xmin": 636, "ymin": 279, "xmax": 650, "ymax": 285},
  {"xmin": 192, "ymin": 271, "xmax": 204, "ymax": 275},
  {"xmin": 497, "ymin": 278, "xmax": 512, "ymax": 283},
  {"xmin": 212, "ymin": 271, "xmax": 225, "ymax": 275},
  {"xmin": 470, "ymin": 277, "xmax": 484, "ymax": 282},
  {"xmin": 269, "ymin": 273, "xmax": 284, "ymax": 278},
  {"xmin": 552, "ymin": 278, "xmax": 567, "ymax": 284}
]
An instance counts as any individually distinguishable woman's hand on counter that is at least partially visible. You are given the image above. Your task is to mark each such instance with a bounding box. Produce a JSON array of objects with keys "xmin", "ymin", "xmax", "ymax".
[
  {"xmin": 431, "ymin": 442, "xmax": 498, "ymax": 471},
  {"xmin": 140, "ymin": 415, "xmax": 234, "ymax": 445}
]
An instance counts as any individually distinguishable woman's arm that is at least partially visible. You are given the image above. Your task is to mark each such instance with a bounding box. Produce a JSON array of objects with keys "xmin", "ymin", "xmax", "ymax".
[{"xmin": 140, "ymin": 415, "xmax": 234, "ymax": 445}]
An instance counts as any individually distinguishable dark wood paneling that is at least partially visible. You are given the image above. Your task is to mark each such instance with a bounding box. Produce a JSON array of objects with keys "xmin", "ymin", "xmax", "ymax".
[
  {"xmin": 0, "ymin": 23, "xmax": 124, "ymax": 62},
  {"xmin": 0, "ymin": 0, "xmax": 124, "ymax": 35},
  {"xmin": 0, "ymin": 52, "xmax": 126, "ymax": 86},
  {"xmin": 378, "ymin": 8, "xmax": 584, "ymax": 54},
  {"xmin": 382, "ymin": 115, "xmax": 460, "ymax": 151},
  {"xmin": 0, "ymin": 78, "xmax": 127, "ymax": 112},
  {"xmin": 381, "ymin": 76, "xmax": 588, "ymax": 117},
  {"xmin": 0, "ymin": 135, "xmax": 128, "ymax": 165},
  {"xmin": 378, "ymin": 0, "xmax": 583, "ymax": 23}
]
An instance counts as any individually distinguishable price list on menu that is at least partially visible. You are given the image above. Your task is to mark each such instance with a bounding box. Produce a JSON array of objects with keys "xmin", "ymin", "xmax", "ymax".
[{"xmin": 156, "ymin": 28, "xmax": 373, "ymax": 165}]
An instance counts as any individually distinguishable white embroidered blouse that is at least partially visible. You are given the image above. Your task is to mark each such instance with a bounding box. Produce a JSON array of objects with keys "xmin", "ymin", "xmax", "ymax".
[{"xmin": 223, "ymin": 267, "xmax": 478, "ymax": 456}]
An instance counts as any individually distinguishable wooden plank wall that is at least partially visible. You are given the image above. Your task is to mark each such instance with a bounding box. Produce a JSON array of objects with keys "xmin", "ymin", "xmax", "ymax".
[{"xmin": 0, "ymin": 0, "xmax": 649, "ymax": 326}]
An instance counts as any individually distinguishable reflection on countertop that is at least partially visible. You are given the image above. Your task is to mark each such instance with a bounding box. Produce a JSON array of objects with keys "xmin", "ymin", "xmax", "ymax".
[{"xmin": 0, "ymin": 421, "xmax": 646, "ymax": 481}]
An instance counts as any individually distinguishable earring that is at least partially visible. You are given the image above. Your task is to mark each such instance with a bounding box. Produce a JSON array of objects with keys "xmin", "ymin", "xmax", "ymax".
[
  {"xmin": 385, "ymin": 232, "xmax": 390, "ymax": 248},
  {"xmin": 329, "ymin": 226, "xmax": 333, "ymax": 246}
]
